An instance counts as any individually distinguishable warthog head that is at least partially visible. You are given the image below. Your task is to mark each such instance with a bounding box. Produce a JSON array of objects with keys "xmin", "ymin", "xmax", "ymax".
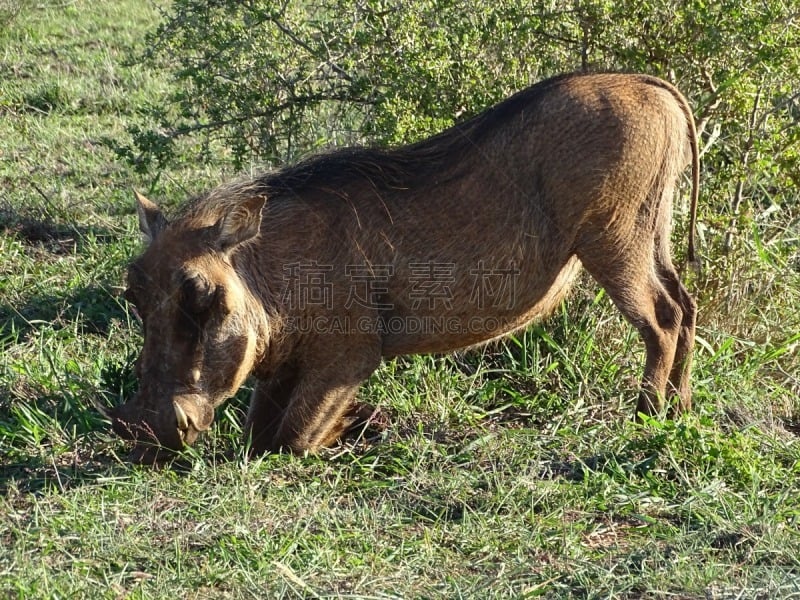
[{"xmin": 110, "ymin": 191, "xmax": 267, "ymax": 462}]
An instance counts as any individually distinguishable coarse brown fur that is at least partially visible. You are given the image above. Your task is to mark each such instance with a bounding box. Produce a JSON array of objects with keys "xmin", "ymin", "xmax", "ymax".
[{"xmin": 110, "ymin": 72, "xmax": 699, "ymax": 463}]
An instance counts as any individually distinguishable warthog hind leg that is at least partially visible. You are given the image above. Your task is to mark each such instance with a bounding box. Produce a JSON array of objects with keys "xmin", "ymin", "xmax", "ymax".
[
  {"xmin": 580, "ymin": 246, "xmax": 684, "ymax": 417},
  {"xmin": 655, "ymin": 260, "xmax": 696, "ymax": 414}
]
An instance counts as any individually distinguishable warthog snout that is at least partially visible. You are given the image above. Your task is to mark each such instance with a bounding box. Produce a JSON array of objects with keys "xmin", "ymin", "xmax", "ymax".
[
  {"xmin": 172, "ymin": 394, "xmax": 215, "ymax": 445},
  {"xmin": 110, "ymin": 393, "xmax": 215, "ymax": 463}
]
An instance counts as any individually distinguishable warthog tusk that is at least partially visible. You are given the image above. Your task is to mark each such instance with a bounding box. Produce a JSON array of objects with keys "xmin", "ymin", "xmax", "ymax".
[{"xmin": 174, "ymin": 402, "xmax": 189, "ymax": 431}]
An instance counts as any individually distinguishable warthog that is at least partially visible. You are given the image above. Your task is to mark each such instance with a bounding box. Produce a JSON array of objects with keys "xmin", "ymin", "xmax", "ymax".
[{"xmin": 110, "ymin": 72, "xmax": 699, "ymax": 463}]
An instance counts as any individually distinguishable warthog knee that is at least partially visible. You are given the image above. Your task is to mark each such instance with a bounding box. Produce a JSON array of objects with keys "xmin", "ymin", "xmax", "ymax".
[{"xmin": 654, "ymin": 293, "xmax": 683, "ymax": 333}]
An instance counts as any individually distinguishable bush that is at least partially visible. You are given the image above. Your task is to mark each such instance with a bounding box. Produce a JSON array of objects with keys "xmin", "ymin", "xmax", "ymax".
[{"xmin": 122, "ymin": 0, "xmax": 799, "ymax": 255}]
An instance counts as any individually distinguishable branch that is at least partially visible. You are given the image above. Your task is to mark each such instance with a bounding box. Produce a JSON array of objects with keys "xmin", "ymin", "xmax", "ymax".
[
  {"xmin": 166, "ymin": 92, "xmax": 378, "ymax": 138},
  {"xmin": 695, "ymin": 65, "xmax": 723, "ymax": 139},
  {"xmin": 269, "ymin": 14, "xmax": 353, "ymax": 82}
]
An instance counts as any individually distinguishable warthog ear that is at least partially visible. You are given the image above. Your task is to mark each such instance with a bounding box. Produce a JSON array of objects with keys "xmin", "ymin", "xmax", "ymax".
[
  {"xmin": 214, "ymin": 195, "xmax": 266, "ymax": 253},
  {"xmin": 134, "ymin": 190, "xmax": 168, "ymax": 243}
]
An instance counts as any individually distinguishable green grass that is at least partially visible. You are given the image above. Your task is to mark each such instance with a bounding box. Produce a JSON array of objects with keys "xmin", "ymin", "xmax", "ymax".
[{"xmin": 1, "ymin": 1, "xmax": 799, "ymax": 598}]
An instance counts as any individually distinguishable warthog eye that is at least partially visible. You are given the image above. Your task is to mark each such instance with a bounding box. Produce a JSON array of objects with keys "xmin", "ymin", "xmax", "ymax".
[{"xmin": 180, "ymin": 273, "xmax": 218, "ymax": 315}]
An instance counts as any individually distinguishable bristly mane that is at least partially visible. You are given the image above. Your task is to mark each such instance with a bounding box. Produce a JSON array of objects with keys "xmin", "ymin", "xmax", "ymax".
[
  {"xmin": 263, "ymin": 73, "xmax": 572, "ymax": 196},
  {"xmin": 179, "ymin": 73, "xmax": 575, "ymax": 221}
]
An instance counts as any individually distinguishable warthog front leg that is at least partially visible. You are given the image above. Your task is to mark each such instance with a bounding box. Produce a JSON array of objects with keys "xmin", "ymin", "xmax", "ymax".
[
  {"xmin": 247, "ymin": 338, "xmax": 382, "ymax": 454},
  {"xmin": 244, "ymin": 362, "xmax": 298, "ymax": 455},
  {"xmin": 245, "ymin": 371, "xmax": 384, "ymax": 455}
]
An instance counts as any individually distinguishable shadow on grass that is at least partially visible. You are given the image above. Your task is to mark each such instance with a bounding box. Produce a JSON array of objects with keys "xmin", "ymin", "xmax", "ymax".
[
  {"xmin": 0, "ymin": 283, "xmax": 129, "ymax": 337},
  {"xmin": 1, "ymin": 208, "xmax": 132, "ymax": 336},
  {"xmin": 0, "ymin": 206, "xmax": 122, "ymax": 255}
]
